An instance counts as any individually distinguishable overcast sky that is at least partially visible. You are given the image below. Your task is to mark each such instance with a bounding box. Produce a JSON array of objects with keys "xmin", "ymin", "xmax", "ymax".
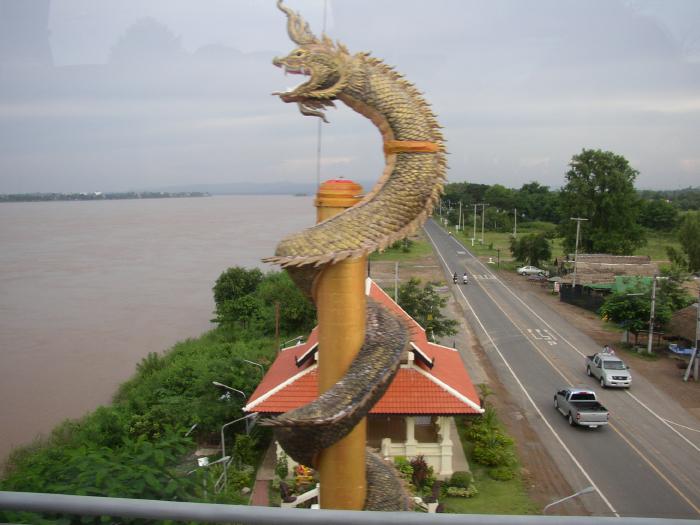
[{"xmin": 0, "ymin": 0, "xmax": 698, "ymax": 193}]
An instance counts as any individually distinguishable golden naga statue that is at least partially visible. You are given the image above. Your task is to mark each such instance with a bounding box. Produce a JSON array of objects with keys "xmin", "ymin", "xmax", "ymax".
[{"xmin": 263, "ymin": 0, "xmax": 446, "ymax": 510}]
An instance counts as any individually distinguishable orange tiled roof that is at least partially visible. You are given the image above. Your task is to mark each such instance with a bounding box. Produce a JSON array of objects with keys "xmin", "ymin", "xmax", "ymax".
[{"xmin": 245, "ymin": 280, "xmax": 481, "ymax": 415}]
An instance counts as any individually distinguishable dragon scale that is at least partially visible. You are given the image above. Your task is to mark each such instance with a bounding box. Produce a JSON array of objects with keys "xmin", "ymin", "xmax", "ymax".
[{"xmin": 263, "ymin": 1, "xmax": 446, "ymax": 511}]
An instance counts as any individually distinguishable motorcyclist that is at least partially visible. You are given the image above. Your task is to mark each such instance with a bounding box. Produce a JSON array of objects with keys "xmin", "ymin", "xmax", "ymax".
[
  {"xmin": 453, "ymin": 272, "xmax": 458, "ymax": 284},
  {"xmin": 463, "ymin": 272, "xmax": 469, "ymax": 284}
]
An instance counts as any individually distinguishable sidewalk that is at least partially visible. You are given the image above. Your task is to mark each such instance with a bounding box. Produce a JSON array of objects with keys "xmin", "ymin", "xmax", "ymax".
[{"xmin": 250, "ymin": 440, "xmax": 277, "ymax": 506}]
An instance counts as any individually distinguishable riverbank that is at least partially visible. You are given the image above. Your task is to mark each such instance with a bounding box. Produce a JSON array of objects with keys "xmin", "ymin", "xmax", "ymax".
[{"xmin": 0, "ymin": 195, "xmax": 315, "ymax": 465}]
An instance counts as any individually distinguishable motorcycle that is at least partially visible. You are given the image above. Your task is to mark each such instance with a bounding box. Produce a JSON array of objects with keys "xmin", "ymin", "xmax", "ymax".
[{"xmin": 453, "ymin": 273, "xmax": 458, "ymax": 284}]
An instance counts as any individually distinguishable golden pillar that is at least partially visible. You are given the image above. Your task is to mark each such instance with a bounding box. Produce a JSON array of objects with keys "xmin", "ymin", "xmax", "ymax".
[{"xmin": 314, "ymin": 179, "xmax": 367, "ymax": 509}]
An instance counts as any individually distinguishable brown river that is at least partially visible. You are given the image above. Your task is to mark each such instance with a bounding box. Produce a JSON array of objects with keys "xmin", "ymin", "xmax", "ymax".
[{"xmin": 0, "ymin": 195, "xmax": 314, "ymax": 464}]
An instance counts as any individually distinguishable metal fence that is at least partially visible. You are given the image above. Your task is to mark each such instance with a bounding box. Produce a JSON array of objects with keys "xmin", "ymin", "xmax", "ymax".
[
  {"xmin": 1, "ymin": 491, "xmax": 697, "ymax": 525},
  {"xmin": 559, "ymin": 284, "xmax": 606, "ymax": 312}
]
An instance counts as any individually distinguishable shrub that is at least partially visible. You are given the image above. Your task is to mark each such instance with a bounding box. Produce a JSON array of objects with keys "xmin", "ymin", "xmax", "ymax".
[
  {"xmin": 275, "ymin": 452, "xmax": 289, "ymax": 480},
  {"xmin": 232, "ymin": 434, "xmax": 257, "ymax": 467},
  {"xmin": 410, "ymin": 455, "xmax": 431, "ymax": 489},
  {"xmin": 488, "ymin": 466, "xmax": 515, "ymax": 481},
  {"xmin": 472, "ymin": 442, "xmax": 514, "ymax": 467},
  {"xmin": 393, "ymin": 456, "xmax": 413, "ymax": 482},
  {"xmin": 446, "ymin": 485, "xmax": 478, "ymax": 498},
  {"xmin": 449, "ymin": 470, "xmax": 473, "ymax": 489}
]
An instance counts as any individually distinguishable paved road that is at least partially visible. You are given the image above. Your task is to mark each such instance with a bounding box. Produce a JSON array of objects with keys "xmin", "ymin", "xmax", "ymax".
[{"xmin": 424, "ymin": 218, "xmax": 700, "ymax": 519}]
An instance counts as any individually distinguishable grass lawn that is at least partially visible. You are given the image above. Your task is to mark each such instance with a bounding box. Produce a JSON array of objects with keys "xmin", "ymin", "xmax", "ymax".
[
  {"xmin": 634, "ymin": 230, "xmax": 680, "ymax": 262},
  {"xmin": 442, "ymin": 465, "xmax": 539, "ymax": 515},
  {"xmin": 442, "ymin": 416, "xmax": 540, "ymax": 515},
  {"xmin": 439, "ymin": 217, "xmax": 681, "ymax": 265},
  {"xmin": 442, "ymin": 222, "xmax": 565, "ymax": 265},
  {"xmin": 369, "ymin": 238, "xmax": 434, "ymax": 261}
]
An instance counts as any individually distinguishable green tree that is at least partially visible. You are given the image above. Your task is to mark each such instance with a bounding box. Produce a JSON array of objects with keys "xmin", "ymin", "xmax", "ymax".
[
  {"xmin": 638, "ymin": 199, "xmax": 679, "ymax": 231},
  {"xmin": 397, "ymin": 278, "xmax": 457, "ymax": 339},
  {"xmin": 509, "ymin": 233, "xmax": 551, "ymax": 267},
  {"xmin": 212, "ymin": 268, "xmax": 315, "ymax": 333},
  {"xmin": 559, "ymin": 149, "xmax": 646, "ymax": 255},
  {"xmin": 599, "ymin": 280, "xmax": 680, "ymax": 339},
  {"xmin": 215, "ymin": 294, "xmax": 264, "ymax": 328},
  {"xmin": 256, "ymin": 271, "xmax": 316, "ymax": 334},
  {"xmin": 516, "ymin": 182, "xmax": 560, "ymax": 223},
  {"xmin": 599, "ymin": 289, "xmax": 652, "ymax": 335},
  {"xmin": 213, "ymin": 266, "xmax": 263, "ymax": 308},
  {"xmin": 658, "ymin": 269, "xmax": 694, "ymax": 312},
  {"xmin": 484, "ymin": 184, "xmax": 516, "ymax": 211},
  {"xmin": 677, "ymin": 211, "xmax": 700, "ymax": 272}
]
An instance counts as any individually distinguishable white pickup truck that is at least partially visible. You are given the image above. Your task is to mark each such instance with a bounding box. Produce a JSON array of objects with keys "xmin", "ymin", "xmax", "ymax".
[
  {"xmin": 554, "ymin": 388, "xmax": 609, "ymax": 428},
  {"xmin": 586, "ymin": 348, "xmax": 631, "ymax": 388}
]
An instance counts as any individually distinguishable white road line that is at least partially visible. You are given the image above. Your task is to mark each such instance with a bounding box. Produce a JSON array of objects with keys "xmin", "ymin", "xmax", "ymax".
[
  {"xmin": 662, "ymin": 419, "xmax": 700, "ymax": 433},
  {"xmin": 441, "ymin": 224, "xmax": 700, "ymax": 455},
  {"xmin": 424, "ymin": 227, "xmax": 620, "ymax": 517}
]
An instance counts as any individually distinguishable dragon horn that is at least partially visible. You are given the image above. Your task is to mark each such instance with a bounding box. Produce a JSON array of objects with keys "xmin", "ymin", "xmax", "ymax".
[{"xmin": 276, "ymin": 0, "xmax": 318, "ymax": 45}]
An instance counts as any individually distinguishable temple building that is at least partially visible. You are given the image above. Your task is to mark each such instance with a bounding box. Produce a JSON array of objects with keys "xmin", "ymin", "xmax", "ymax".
[{"xmin": 244, "ymin": 278, "xmax": 483, "ymax": 478}]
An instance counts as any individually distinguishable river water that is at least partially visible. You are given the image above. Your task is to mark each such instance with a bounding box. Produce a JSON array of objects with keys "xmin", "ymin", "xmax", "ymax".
[{"xmin": 0, "ymin": 195, "xmax": 314, "ymax": 464}]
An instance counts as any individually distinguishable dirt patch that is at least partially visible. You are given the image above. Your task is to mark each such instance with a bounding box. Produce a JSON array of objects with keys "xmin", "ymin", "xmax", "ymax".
[{"xmin": 497, "ymin": 267, "xmax": 700, "ymax": 418}]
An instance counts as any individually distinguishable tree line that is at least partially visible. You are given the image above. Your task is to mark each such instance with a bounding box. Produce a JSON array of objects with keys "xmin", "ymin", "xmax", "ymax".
[{"xmin": 442, "ymin": 148, "xmax": 700, "ymax": 272}]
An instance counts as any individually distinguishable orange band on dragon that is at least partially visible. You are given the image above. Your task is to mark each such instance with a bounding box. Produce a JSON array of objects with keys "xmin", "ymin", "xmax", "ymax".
[{"xmin": 383, "ymin": 140, "xmax": 441, "ymax": 155}]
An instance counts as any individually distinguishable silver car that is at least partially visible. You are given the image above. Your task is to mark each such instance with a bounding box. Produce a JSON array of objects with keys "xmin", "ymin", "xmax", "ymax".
[{"xmin": 517, "ymin": 265, "xmax": 545, "ymax": 276}]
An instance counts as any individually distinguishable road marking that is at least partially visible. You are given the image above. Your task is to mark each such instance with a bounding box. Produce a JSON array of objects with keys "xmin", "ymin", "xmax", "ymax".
[
  {"xmin": 662, "ymin": 419, "xmax": 700, "ymax": 433},
  {"xmin": 424, "ymin": 227, "xmax": 619, "ymax": 517},
  {"xmin": 441, "ymin": 225, "xmax": 700, "ymax": 456},
  {"xmin": 428, "ymin": 222, "xmax": 700, "ymax": 514},
  {"xmin": 528, "ymin": 328, "xmax": 558, "ymax": 346}
]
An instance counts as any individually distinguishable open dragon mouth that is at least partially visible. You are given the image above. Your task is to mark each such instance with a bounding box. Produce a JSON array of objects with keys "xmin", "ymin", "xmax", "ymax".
[
  {"xmin": 282, "ymin": 65, "xmax": 310, "ymax": 76},
  {"xmin": 272, "ymin": 59, "xmax": 333, "ymax": 122}
]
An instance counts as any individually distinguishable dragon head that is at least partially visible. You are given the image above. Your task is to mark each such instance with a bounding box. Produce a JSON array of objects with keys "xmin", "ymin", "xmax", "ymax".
[{"xmin": 273, "ymin": 0, "xmax": 357, "ymax": 122}]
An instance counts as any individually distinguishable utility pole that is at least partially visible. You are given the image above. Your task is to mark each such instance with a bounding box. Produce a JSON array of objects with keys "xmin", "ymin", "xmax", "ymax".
[
  {"xmin": 570, "ymin": 217, "xmax": 588, "ymax": 288},
  {"xmin": 480, "ymin": 203, "xmax": 488, "ymax": 244},
  {"xmin": 684, "ymin": 286, "xmax": 699, "ymax": 381},
  {"xmin": 394, "ymin": 261, "xmax": 399, "ymax": 303},
  {"xmin": 472, "ymin": 204, "xmax": 477, "ymax": 245},
  {"xmin": 274, "ymin": 301, "xmax": 280, "ymax": 352},
  {"xmin": 458, "ymin": 201, "xmax": 462, "ymax": 231},
  {"xmin": 513, "ymin": 208, "xmax": 517, "ymax": 237},
  {"xmin": 647, "ymin": 276, "xmax": 658, "ymax": 355}
]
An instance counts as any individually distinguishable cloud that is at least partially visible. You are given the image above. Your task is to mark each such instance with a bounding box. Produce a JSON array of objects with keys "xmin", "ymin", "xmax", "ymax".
[{"xmin": 1, "ymin": 0, "xmax": 699, "ymax": 192}]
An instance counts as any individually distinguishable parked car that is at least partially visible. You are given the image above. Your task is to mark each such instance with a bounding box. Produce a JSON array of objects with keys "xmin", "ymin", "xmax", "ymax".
[
  {"xmin": 554, "ymin": 388, "xmax": 609, "ymax": 428},
  {"xmin": 517, "ymin": 265, "xmax": 545, "ymax": 276},
  {"xmin": 586, "ymin": 348, "xmax": 631, "ymax": 388}
]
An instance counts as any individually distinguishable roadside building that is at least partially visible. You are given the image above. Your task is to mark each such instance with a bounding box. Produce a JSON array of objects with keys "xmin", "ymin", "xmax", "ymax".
[{"xmin": 558, "ymin": 255, "xmax": 658, "ymax": 311}]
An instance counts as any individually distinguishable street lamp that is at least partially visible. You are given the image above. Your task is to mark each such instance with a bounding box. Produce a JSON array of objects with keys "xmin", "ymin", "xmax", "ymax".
[
  {"xmin": 231, "ymin": 358, "xmax": 264, "ymax": 378},
  {"xmin": 543, "ymin": 485, "xmax": 595, "ymax": 514},
  {"xmin": 187, "ymin": 455, "xmax": 231, "ymax": 498},
  {"xmin": 219, "ymin": 413, "xmax": 258, "ymax": 493},
  {"xmin": 212, "ymin": 381, "xmax": 246, "ymax": 400}
]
